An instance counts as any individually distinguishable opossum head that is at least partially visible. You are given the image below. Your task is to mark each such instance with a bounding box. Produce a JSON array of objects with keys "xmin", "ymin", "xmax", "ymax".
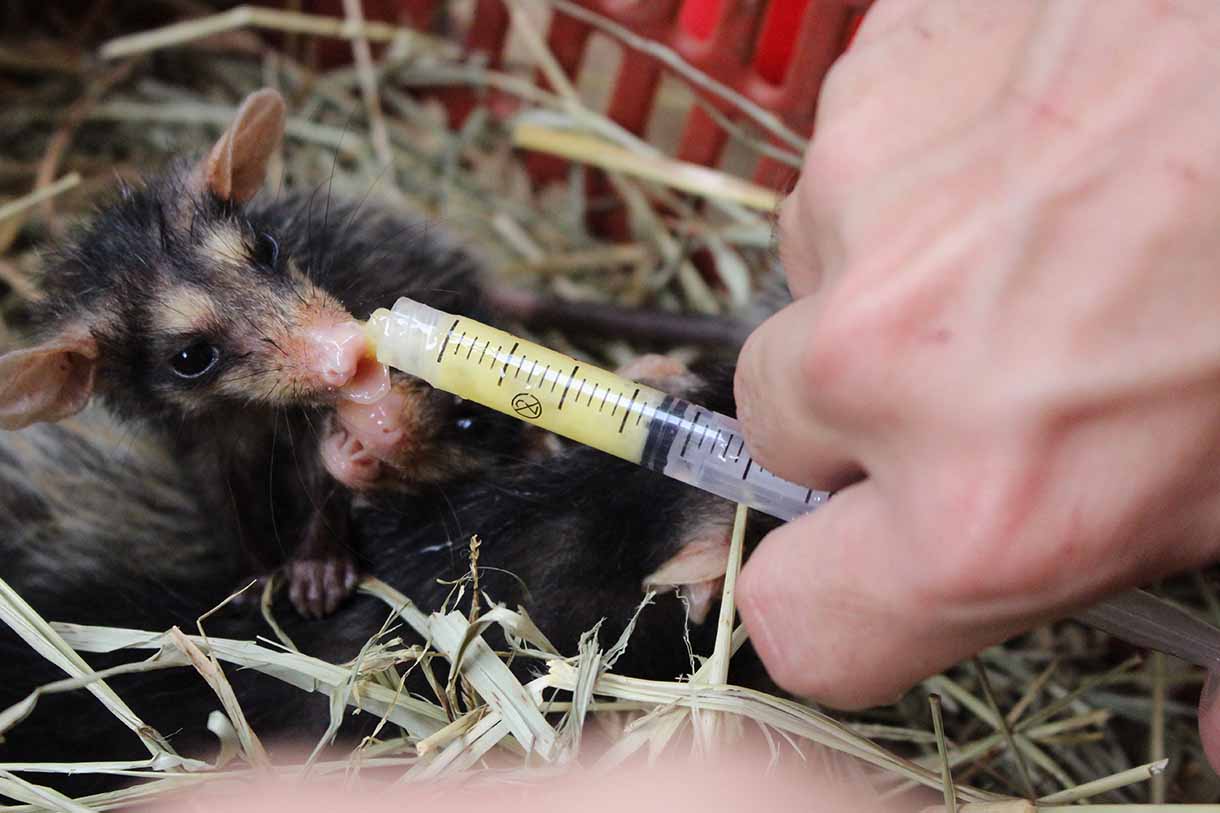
[{"xmin": 0, "ymin": 89, "xmax": 374, "ymax": 431}]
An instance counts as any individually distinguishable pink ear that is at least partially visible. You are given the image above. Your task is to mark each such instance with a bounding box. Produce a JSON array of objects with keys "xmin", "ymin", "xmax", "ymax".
[
  {"xmin": 0, "ymin": 332, "xmax": 98, "ymax": 430},
  {"xmin": 202, "ymin": 89, "xmax": 286, "ymax": 204},
  {"xmin": 643, "ymin": 529, "xmax": 732, "ymax": 624}
]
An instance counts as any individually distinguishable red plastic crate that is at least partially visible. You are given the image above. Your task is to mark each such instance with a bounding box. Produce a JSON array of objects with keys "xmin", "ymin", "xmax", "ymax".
[{"xmin": 291, "ymin": 0, "xmax": 872, "ymax": 189}]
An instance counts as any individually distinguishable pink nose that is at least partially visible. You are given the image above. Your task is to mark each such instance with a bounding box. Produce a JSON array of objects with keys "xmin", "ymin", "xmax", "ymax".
[{"xmin": 306, "ymin": 321, "xmax": 367, "ymax": 388}]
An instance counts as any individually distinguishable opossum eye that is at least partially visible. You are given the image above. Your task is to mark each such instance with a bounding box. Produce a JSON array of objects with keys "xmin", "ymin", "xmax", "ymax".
[
  {"xmin": 169, "ymin": 341, "xmax": 220, "ymax": 379},
  {"xmin": 254, "ymin": 233, "xmax": 280, "ymax": 268}
]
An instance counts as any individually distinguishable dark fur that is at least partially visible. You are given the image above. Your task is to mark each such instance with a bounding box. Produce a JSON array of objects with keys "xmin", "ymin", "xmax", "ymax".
[
  {"xmin": 28, "ymin": 156, "xmax": 526, "ymax": 606},
  {"xmin": 0, "ymin": 366, "xmax": 775, "ymax": 798}
]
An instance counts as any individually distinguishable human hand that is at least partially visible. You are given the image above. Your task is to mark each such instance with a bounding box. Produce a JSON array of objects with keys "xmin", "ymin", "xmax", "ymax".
[
  {"xmin": 149, "ymin": 753, "xmax": 894, "ymax": 813},
  {"xmin": 734, "ymin": 0, "xmax": 1220, "ymax": 731}
]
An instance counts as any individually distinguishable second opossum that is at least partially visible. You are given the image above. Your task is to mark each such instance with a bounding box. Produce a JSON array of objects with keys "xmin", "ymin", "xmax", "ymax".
[
  {"xmin": 0, "ymin": 363, "xmax": 774, "ymax": 795},
  {"xmin": 0, "ymin": 89, "xmax": 528, "ymax": 618}
]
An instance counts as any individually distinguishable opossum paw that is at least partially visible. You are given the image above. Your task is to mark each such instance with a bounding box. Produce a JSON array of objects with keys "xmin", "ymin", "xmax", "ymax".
[
  {"xmin": 229, "ymin": 575, "xmax": 272, "ymax": 609},
  {"xmin": 287, "ymin": 554, "xmax": 360, "ymax": 619}
]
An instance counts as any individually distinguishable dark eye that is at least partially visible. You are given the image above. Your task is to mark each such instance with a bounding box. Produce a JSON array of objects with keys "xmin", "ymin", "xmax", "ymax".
[
  {"xmin": 255, "ymin": 233, "xmax": 279, "ymax": 268},
  {"xmin": 169, "ymin": 341, "xmax": 220, "ymax": 379}
]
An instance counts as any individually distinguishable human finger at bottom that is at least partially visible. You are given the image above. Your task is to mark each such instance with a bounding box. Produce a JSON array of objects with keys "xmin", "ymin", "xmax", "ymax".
[
  {"xmin": 737, "ymin": 480, "xmax": 1026, "ymax": 710},
  {"xmin": 1198, "ymin": 672, "xmax": 1220, "ymax": 774}
]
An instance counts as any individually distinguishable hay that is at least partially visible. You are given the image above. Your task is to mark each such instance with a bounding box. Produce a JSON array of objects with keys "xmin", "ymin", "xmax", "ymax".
[{"xmin": 1, "ymin": 0, "xmax": 1218, "ymax": 807}]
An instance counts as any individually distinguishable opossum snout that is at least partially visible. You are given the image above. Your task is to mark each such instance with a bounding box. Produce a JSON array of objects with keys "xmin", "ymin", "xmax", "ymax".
[{"xmin": 303, "ymin": 321, "xmax": 367, "ymax": 388}]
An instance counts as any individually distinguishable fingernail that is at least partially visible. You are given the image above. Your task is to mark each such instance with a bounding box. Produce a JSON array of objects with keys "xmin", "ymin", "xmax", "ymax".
[{"xmin": 1202, "ymin": 672, "xmax": 1219, "ymax": 713}]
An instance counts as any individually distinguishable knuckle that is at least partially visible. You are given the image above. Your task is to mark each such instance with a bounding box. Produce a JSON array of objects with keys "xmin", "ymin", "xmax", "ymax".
[{"xmin": 797, "ymin": 303, "xmax": 889, "ymax": 414}]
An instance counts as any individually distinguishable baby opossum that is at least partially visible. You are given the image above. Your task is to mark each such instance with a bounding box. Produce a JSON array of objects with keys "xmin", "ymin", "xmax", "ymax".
[
  {"xmin": 0, "ymin": 89, "xmax": 528, "ymax": 618},
  {"xmin": 0, "ymin": 363, "xmax": 774, "ymax": 796}
]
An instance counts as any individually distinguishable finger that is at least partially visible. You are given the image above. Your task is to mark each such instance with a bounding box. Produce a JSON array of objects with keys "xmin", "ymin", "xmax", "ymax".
[
  {"xmin": 775, "ymin": 179, "xmax": 830, "ymax": 301},
  {"xmin": 734, "ymin": 295, "xmax": 864, "ymax": 491},
  {"xmin": 737, "ymin": 480, "xmax": 1025, "ymax": 709}
]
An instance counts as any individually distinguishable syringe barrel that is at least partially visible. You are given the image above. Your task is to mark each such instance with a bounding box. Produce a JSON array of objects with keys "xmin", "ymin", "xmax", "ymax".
[
  {"xmin": 365, "ymin": 297, "xmax": 828, "ymax": 520},
  {"xmin": 643, "ymin": 398, "xmax": 829, "ymax": 521}
]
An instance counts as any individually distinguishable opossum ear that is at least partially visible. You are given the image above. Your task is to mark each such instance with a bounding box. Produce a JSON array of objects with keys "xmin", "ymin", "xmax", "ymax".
[
  {"xmin": 0, "ymin": 331, "xmax": 98, "ymax": 429},
  {"xmin": 201, "ymin": 88, "xmax": 286, "ymax": 204},
  {"xmin": 643, "ymin": 528, "xmax": 732, "ymax": 625}
]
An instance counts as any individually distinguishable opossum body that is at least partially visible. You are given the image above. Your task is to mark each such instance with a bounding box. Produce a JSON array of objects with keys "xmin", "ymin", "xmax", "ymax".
[
  {"xmin": 0, "ymin": 365, "xmax": 774, "ymax": 797},
  {"xmin": 0, "ymin": 89, "xmax": 528, "ymax": 617}
]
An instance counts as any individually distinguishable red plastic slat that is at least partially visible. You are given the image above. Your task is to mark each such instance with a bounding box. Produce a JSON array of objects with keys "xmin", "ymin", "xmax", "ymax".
[{"xmin": 753, "ymin": 0, "xmax": 807, "ymax": 84}]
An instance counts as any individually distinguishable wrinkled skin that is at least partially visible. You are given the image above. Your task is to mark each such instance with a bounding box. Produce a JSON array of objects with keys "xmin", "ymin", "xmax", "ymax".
[{"xmin": 732, "ymin": 0, "xmax": 1220, "ymax": 768}]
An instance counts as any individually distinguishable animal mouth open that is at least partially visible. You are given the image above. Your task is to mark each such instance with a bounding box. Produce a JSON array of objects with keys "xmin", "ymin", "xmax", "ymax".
[
  {"xmin": 324, "ymin": 325, "xmax": 414, "ymax": 482},
  {"xmin": 340, "ymin": 356, "xmax": 391, "ymax": 404},
  {"xmin": 320, "ymin": 424, "xmax": 384, "ymax": 489}
]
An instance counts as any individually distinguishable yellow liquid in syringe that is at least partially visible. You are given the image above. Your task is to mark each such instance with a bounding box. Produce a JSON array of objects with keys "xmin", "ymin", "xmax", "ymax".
[
  {"xmin": 365, "ymin": 296, "xmax": 830, "ymax": 522},
  {"xmin": 434, "ymin": 318, "xmax": 663, "ymax": 462}
]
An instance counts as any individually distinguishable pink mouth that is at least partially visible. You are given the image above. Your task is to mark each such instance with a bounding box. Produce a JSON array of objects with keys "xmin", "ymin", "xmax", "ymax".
[
  {"xmin": 321, "ymin": 426, "xmax": 383, "ymax": 489},
  {"xmin": 335, "ymin": 385, "xmax": 409, "ymax": 462},
  {"xmin": 339, "ymin": 357, "xmax": 392, "ymax": 404}
]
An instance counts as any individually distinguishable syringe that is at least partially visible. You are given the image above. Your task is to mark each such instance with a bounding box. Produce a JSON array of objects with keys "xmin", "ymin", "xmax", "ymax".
[{"xmin": 364, "ymin": 296, "xmax": 1220, "ymax": 671}]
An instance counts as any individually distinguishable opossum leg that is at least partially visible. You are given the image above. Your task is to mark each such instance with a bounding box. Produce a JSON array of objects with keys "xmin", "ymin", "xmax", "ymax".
[
  {"xmin": 642, "ymin": 516, "xmax": 734, "ymax": 625},
  {"xmin": 286, "ymin": 487, "xmax": 359, "ymax": 619}
]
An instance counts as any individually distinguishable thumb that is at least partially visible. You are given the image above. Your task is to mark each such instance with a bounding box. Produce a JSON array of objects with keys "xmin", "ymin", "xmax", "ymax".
[{"xmin": 737, "ymin": 480, "xmax": 1024, "ymax": 709}]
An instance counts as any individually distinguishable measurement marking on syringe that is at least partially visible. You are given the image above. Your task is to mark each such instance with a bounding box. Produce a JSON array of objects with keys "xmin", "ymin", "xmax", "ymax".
[
  {"xmin": 436, "ymin": 319, "xmax": 460, "ymax": 362},
  {"xmin": 478, "ymin": 341, "xmax": 489, "ymax": 365},
  {"xmin": 599, "ymin": 388, "xmax": 610, "ymax": 413},
  {"xmin": 618, "ymin": 388, "xmax": 639, "ymax": 433},
  {"xmin": 525, "ymin": 359, "xmax": 539, "ymax": 383},
  {"xmin": 498, "ymin": 342, "xmax": 519, "ymax": 386},
  {"xmin": 742, "ymin": 457, "xmax": 754, "ymax": 480},
  {"xmin": 804, "ymin": 489, "xmax": 814, "ymax": 504},
  {"xmin": 513, "ymin": 354, "xmax": 525, "ymax": 379},
  {"xmin": 465, "ymin": 338, "xmax": 476, "ymax": 359},
  {"xmin": 679, "ymin": 411, "xmax": 702, "ymax": 458},
  {"xmin": 588, "ymin": 384, "xmax": 599, "ymax": 407},
  {"xmin": 453, "ymin": 332, "xmax": 466, "ymax": 356},
  {"xmin": 558, "ymin": 367, "xmax": 579, "ymax": 410}
]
